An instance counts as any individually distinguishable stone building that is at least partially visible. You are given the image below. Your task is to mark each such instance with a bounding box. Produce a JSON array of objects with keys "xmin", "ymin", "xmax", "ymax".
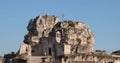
[
  {"xmin": 16, "ymin": 14, "xmax": 95, "ymax": 63},
  {"xmin": 4, "ymin": 14, "xmax": 120, "ymax": 63},
  {"xmin": 22, "ymin": 15, "xmax": 94, "ymax": 56}
]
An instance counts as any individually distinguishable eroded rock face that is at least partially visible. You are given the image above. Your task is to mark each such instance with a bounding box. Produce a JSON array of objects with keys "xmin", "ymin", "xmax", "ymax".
[
  {"xmin": 25, "ymin": 15, "xmax": 58, "ymax": 44},
  {"xmin": 19, "ymin": 14, "xmax": 94, "ymax": 56},
  {"xmin": 10, "ymin": 14, "xmax": 120, "ymax": 63}
]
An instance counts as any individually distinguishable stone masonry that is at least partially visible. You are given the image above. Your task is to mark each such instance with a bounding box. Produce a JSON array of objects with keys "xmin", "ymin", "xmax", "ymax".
[
  {"xmin": 4, "ymin": 14, "xmax": 120, "ymax": 63},
  {"xmin": 21, "ymin": 14, "xmax": 94, "ymax": 56},
  {"xmin": 18, "ymin": 14, "xmax": 95, "ymax": 63}
]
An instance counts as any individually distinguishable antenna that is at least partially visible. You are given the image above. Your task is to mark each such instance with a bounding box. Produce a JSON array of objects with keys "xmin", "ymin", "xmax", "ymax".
[{"xmin": 62, "ymin": 13, "xmax": 64, "ymax": 21}]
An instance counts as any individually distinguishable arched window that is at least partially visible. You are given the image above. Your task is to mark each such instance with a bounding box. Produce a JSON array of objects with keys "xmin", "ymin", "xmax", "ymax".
[{"xmin": 56, "ymin": 31, "xmax": 61, "ymax": 43}]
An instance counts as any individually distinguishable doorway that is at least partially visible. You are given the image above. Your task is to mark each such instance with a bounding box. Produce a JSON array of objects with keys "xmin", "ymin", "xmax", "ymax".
[{"xmin": 49, "ymin": 48, "xmax": 52, "ymax": 55}]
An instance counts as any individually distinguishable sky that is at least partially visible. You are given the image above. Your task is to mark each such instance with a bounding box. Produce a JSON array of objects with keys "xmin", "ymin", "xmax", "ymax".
[{"xmin": 0, "ymin": 0, "xmax": 120, "ymax": 56}]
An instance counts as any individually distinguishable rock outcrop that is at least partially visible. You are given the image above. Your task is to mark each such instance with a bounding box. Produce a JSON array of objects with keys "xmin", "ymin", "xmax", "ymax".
[
  {"xmin": 20, "ymin": 14, "xmax": 94, "ymax": 56},
  {"xmin": 4, "ymin": 14, "xmax": 120, "ymax": 63}
]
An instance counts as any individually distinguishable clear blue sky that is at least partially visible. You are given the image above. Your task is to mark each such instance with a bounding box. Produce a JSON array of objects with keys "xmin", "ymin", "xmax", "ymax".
[{"xmin": 0, "ymin": 0, "xmax": 120, "ymax": 55}]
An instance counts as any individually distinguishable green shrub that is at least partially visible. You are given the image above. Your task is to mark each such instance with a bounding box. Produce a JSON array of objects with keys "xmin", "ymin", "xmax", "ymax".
[
  {"xmin": 64, "ymin": 20, "xmax": 76, "ymax": 27},
  {"xmin": 25, "ymin": 33, "xmax": 32, "ymax": 37},
  {"xmin": 76, "ymin": 38, "xmax": 81, "ymax": 44},
  {"xmin": 68, "ymin": 21, "xmax": 75, "ymax": 27}
]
